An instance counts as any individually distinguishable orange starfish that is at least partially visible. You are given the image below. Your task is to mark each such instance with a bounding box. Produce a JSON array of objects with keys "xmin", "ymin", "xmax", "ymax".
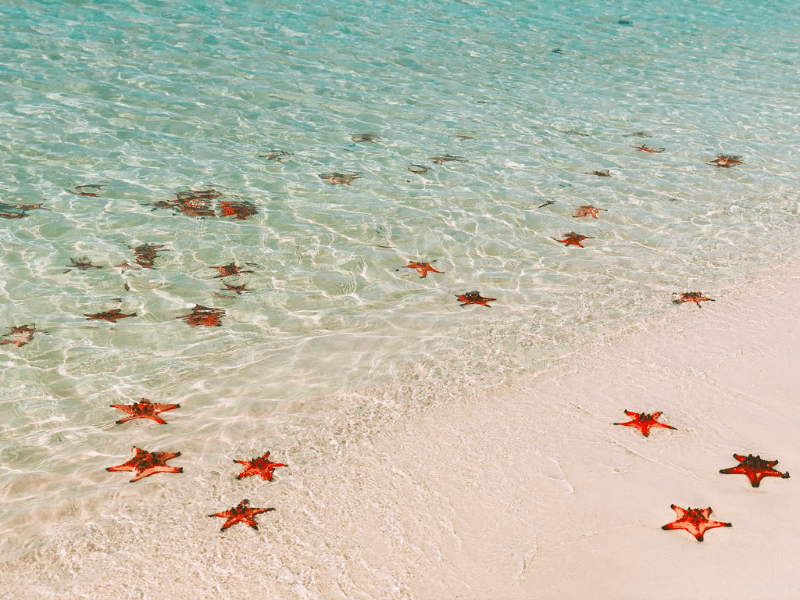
[
  {"xmin": 219, "ymin": 200, "xmax": 257, "ymax": 220},
  {"xmin": 85, "ymin": 309, "xmax": 137, "ymax": 323},
  {"xmin": 234, "ymin": 451, "xmax": 287, "ymax": 481},
  {"xmin": 633, "ymin": 144, "xmax": 664, "ymax": 153},
  {"xmin": 110, "ymin": 398, "xmax": 180, "ymax": 425},
  {"xmin": 0, "ymin": 202, "xmax": 47, "ymax": 219},
  {"xmin": 574, "ymin": 205, "xmax": 607, "ymax": 219},
  {"xmin": 398, "ymin": 261, "xmax": 443, "ymax": 278},
  {"xmin": 554, "ymin": 232, "xmax": 592, "ymax": 247},
  {"xmin": 662, "ymin": 505, "xmax": 731, "ymax": 542},
  {"xmin": 178, "ymin": 305, "xmax": 224, "ymax": 327},
  {"xmin": 719, "ymin": 453, "xmax": 790, "ymax": 488},
  {"xmin": 221, "ymin": 282, "xmax": 251, "ymax": 294},
  {"xmin": 673, "ymin": 292, "xmax": 714, "ymax": 308},
  {"xmin": 0, "ymin": 324, "xmax": 38, "ymax": 347},
  {"xmin": 614, "ymin": 410, "xmax": 676, "ymax": 437},
  {"xmin": 455, "ymin": 291, "xmax": 495, "ymax": 307},
  {"xmin": 209, "ymin": 499, "xmax": 275, "ymax": 532},
  {"xmin": 211, "ymin": 262, "xmax": 254, "ymax": 278},
  {"xmin": 709, "ymin": 154, "xmax": 744, "ymax": 168},
  {"xmin": 106, "ymin": 446, "xmax": 183, "ymax": 483}
]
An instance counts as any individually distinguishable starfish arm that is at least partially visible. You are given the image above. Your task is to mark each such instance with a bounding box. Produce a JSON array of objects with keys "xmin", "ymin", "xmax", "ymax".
[
  {"xmin": 719, "ymin": 465, "xmax": 746, "ymax": 475},
  {"xmin": 152, "ymin": 403, "xmax": 180, "ymax": 413},
  {"xmin": 209, "ymin": 511, "xmax": 230, "ymax": 518},
  {"xmin": 733, "ymin": 453, "xmax": 747, "ymax": 462},
  {"xmin": 106, "ymin": 464, "xmax": 135, "ymax": 473},
  {"xmin": 147, "ymin": 415, "xmax": 168, "ymax": 425},
  {"xmin": 220, "ymin": 518, "xmax": 240, "ymax": 531},
  {"xmin": 115, "ymin": 416, "xmax": 134, "ymax": 424},
  {"xmin": 236, "ymin": 467, "xmax": 256, "ymax": 479},
  {"xmin": 671, "ymin": 504, "xmax": 686, "ymax": 518},
  {"xmin": 654, "ymin": 422, "xmax": 677, "ymax": 431}
]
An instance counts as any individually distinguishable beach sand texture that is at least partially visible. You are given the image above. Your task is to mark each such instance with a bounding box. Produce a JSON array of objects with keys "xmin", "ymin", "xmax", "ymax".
[{"xmin": 4, "ymin": 264, "xmax": 798, "ymax": 599}]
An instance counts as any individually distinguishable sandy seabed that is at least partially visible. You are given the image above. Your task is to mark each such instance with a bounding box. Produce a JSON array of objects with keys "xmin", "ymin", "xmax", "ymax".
[{"xmin": 3, "ymin": 260, "xmax": 799, "ymax": 600}]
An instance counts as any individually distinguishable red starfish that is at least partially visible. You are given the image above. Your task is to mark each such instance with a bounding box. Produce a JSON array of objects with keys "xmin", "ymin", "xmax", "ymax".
[
  {"xmin": 633, "ymin": 144, "xmax": 665, "ymax": 153},
  {"xmin": 574, "ymin": 205, "xmax": 607, "ymax": 219},
  {"xmin": 661, "ymin": 505, "xmax": 731, "ymax": 542},
  {"xmin": 219, "ymin": 200, "xmax": 258, "ymax": 220},
  {"xmin": 719, "ymin": 453, "xmax": 790, "ymax": 488},
  {"xmin": 208, "ymin": 499, "xmax": 275, "ymax": 532},
  {"xmin": 221, "ymin": 282, "xmax": 251, "ymax": 294},
  {"xmin": 398, "ymin": 261, "xmax": 443, "ymax": 278},
  {"xmin": 234, "ymin": 451, "xmax": 287, "ymax": 481},
  {"xmin": 673, "ymin": 292, "xmax": 714, "ymax": 308},
  {"xmin": 0, "ymin": 324, "xmax": 38, "ymax": 347},
  {"xmin": 709, "ymin": 154, "xmax": 744, "ymax": 168},
  {"xmin": 178, "ymin": 304, "xmax": 224, "ymax": 327},
  {"xmin": 106, "ymin": 446, "xmax": 183, "ymax": 483},
  {"xmin": 110, "ymin": 398, "xmax": 180, "ymax": 425},
  {"xmin": 85, "ymin": 309, "xmax": 137, "ymax": 323},
  {"xmin": 0, "ymin": 202, "xmax": 47, "ymax": 219},
  {"xmin": 614, "ymin": 410, "xmax": 676, "ymax": 437},
  {"xmin": 554, "ymin": 232, "xmax": 592, "ymax": 247},
  {"xmin": 455, "ymin": 291, "xmax": 496, "ymax": 307},
  {"xmin": 211, "ymin": 262, "xmax": 254, "ymax": 278}
]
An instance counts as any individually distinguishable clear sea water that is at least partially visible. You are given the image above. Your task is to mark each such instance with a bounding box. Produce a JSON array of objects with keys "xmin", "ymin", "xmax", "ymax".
[{"xmin": 1, "ymin": 0, "xmax": 799, "ymax": 596}]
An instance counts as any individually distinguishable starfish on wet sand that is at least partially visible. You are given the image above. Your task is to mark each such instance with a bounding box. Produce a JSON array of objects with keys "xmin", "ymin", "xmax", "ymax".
[
  {"xmin": 0, "ymin": 202, "xmax": 47, "ymax": 219},
  {"xmin": 234, "ymin": 451, "xmax": 287, "ymax": 481},
  {"xmin": 0, "ymin": 324, "xmax": 38, "ymax": 347},
  {"xmin": 106, "ymin": 446, "xmax": 183, "ymax": 483},
  {"xmin": 63, "ymin": 257, "xmax": 103, "ymax": 273},
  {"xmin": 111, "ymin": 398, "xmax": 180, "ymax": 425},
  {"xmin": 430, "ymin": 154, "xmax": 467, "ymax": 164},
  {"xmin": 85, "ymin": 309, "xmax": 137, "ymax": 323},
  {"xmin": 258, "ymin": 150, "xmax": 293, "ymax": 161},
  {"xmin": 209, "ymin": 499, "xmax": 275, "ymax": 532},
  {"xmin": 554, "ymin": 232, "xmax": 592, "ymax": 247},
  {"xmin": 212, "ymin": 262, "xmax": 255, "ymax": 278},
  {"xmin": 720, "ymin": 453, "xmax": 790, "ymax": 488},
  {"xmin": 178, "ymin": 305, "xmax": 225, "ymax": 327},
  {"xmin": 219, "ymin": 200, "xmax": 257, "ymax": 220},
  {"xmin": 574, "ymin": 205, "xmax": 607, "ymax": 219},
  {"xmin": 673, "ymin": 292, "xmax": 714, "ymax": 308},
  {"xmin": 397, "ymin": 261, "xmax": 443, "ymax": 278},
  {"xmin": 588, "ymin": 169, "xmax": 611, "ymax": 177},
  {"xmin": 408, "ymin": 164, "xmax": 428, "ymax": 174},
  {"xmin": 614, "ymin": 410, "xmax": 676, "ymax": 437},
  {"xmin": 662, "ymin": 505, "xmax": 731, "ymax": 542},
  {"xmin": 456, "ymin": 291, "xmax": 496, "ymax": 307},
  {"xmin": 352, "ymin": 133, "xmax": 380, "ymax": 143},
  {"xmin": 320, "ymin": 172, "xmax": 361, "ymax": 185},
  {"xmin": 633, "ymin": 144, "xmax": 665, "ymax": 153},
  {"xmin": 709, "ymin": 154, "xmax": 744, "ymax": 168}
]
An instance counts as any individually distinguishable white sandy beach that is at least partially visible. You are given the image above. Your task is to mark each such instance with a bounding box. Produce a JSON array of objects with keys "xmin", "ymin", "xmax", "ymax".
[{"xmin": 4, "ymin": 260, "xmax": 799, "ymax": 600}]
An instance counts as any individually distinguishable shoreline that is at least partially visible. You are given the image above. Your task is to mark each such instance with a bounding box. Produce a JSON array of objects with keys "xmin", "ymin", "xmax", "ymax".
[{"xmin": 3, "ymin": 259, "xmax": 800, "ymax": 598}]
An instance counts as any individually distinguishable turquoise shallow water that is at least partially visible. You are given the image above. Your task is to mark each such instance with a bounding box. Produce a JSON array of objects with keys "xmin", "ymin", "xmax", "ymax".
[{"xmin": 1, "ymin": 0, "xmax": 799, "ymax": 592}]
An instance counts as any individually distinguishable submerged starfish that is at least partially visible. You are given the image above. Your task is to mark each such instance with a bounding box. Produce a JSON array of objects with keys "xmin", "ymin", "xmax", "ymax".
[
  {"xmin": 178, "ymin": 305, "xmax": 224, "ymax": 327},
  {"xmin": 0, "ymin": 324, "xmax": 38, "ymax": 347},
  {"xmin": 453, "ymin": 134, "xmax": 475, "ymax": 141},
  {"xmin": 662, "ymin": 505, "xmax": 731, "ymax": 542},
  {"xmin": 633, "ymin": 144, "xmax": 665, "ymax": 153},
  {"xmin": 456, "ymin": 291, "xmax": 496, "ymax": 307},
  {"xmin": 673, "ymin": 292, "xmax": 714, "ymax": 308},
  {"xmin": 131, "ymin": 243, "xmax": 166, "ymax": 268},
  {"xmin": 554, "ymin": 232, "xmax": 592, "ymax": 247},
  {"xmin": 719, "ymin": 453, "xmax": 790, "ymax": 488},
  {"xmin": 151, "ymin": 189, "xmax": 221, "ymax": 218},
  {"xmin": 430, "ymin": 154, "xmax": 467, "ymax": 164},
  {"xmin": 221, "ymin": 282, "xmax": 251, "ymax": 295},
  {"xmin": 111, "ymin": 398, "xmax": 180, "ymax": 425},
  {"xmin": 0, "ymin": 202, "xmax": 47, "ymax": 219},
  {"xmin": 69, "ymin": 183, "xmax": 108, "ymax": 197},
  {"xmin": 408, "ymin": 164, "xmax": 428, "ymax": 174},
  {"xmin": 85, "ymin": 309, "xmax": 137, "ymax": 323},
  {"xmin": 588, "ymin": 169, "xmax": 611, "ymax": 177},
  {"xmin": 219, "ymin": 200, "xmax": 257, "ymax": 220},
  {"xmin": 63, "ymin": 257, "xmax": 103, "ymax": 273},
  {"xmin": 352, "ymin": 133, "xmax": 380, "ymax": 143},
  {"xmin": 624, "ymin": 132, "xmax": 651, "ymax": 138},
  {"xmin": 106, "ymin": 446, "xmax": 183, "ymax": 483},
  {"xmin": 234, "ymin": 451, "xmax": 287, "ymax": 481},
  {"xmin": 319, "ymin": 172, "xmax": 361, "ymax": 185},
  {"xmin": 564, "ymin": 130, "xmax": 588, "ymax": 137},
  {"xmin": 209, "ymin": 499, "xmax": 275, "ymax": 532},
  {"xmin": 538, "ymin": 200, "xmax": 556, "ymax": 208},
  {"xmin": 212, "ymin": 262, "xmax": 255, "ymax": 278},
  {"xmin": 574, "ymin": 205, "xmax": 607, "ymax": 219},
  {"xmin": 258, "ymin": 150, "xmax": 293, "ymax": 161},
  {"xmin": 397, "ymin": 261, "xmax": 443, "ymax": 278},
  {"xmin": 709, "ymin": 154, "xmax": 744, "ymax": 168},
  {"xmin": 614, "ymin": 410, "xmax": 676, "ymax": 437}
]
